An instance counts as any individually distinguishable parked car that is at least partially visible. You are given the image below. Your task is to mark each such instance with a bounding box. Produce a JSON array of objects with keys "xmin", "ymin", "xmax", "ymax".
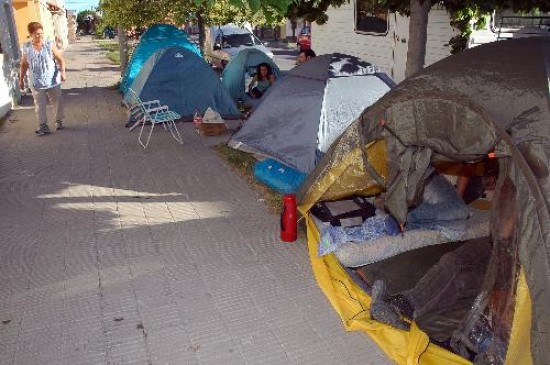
[
  {"xmin": 297, "ymin": 26, "xmax": 311, "ymax": 52},
  {"xmin": 208, "ymin": 23, "xmax": 274, "ymax": 69}
]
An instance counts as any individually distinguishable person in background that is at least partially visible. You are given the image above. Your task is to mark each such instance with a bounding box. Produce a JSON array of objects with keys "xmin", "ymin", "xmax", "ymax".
[
  {"xmin": 19, "ymin": 21, "xmax": 66, "ymax": 135},
  {"xmin": 296, "ymin": 49, "xmax": 316, "ymax": 65},
  {"xmin": 248, "ymin": 63, "xmax": 276, "ymax": 99}
]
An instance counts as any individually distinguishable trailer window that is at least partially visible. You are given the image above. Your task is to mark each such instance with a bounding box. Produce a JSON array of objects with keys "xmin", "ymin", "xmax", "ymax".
[{"xmin": 355, "ymin": 0, "xmax": 389, "ymax": 35}]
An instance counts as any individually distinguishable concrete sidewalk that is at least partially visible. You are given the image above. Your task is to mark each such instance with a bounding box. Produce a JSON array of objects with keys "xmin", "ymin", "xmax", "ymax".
[{"xmin": 0, "ymin": 37, "xmax": 392, "ymax": 365}]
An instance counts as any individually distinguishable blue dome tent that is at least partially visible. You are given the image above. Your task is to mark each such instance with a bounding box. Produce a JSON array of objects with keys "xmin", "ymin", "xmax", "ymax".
[
  {"xmin": 139, "ymin": 23, "xmax": 189, "ymax": 43},
  {"xmin": 128, "ymin": 46, "xmax": 240, "ymax": 121},
  {"xmin": 221, "ymin": 48, "xmax": 282, "ymax": 103},
  {"xmin": 120, "ymin": 24, "xmax": 201, "ymax": 93}
]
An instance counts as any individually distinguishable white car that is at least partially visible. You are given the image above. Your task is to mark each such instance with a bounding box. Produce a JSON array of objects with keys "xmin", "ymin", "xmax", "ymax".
[{"xmin": 208, "ymin": 23, "xmax": 274, "ymax": 68}]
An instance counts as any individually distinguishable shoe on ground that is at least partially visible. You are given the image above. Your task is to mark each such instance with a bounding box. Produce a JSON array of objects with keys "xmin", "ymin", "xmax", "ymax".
[
  {"xmin": 35, "ymin": 125, "xmax": 51, "ymax": 136},
  {"xmin": 55, "ymin": 120, "xmax": 64, "ymax": 130}
]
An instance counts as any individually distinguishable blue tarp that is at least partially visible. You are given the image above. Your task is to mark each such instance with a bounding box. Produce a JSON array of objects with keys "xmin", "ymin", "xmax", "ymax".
[
  {"xmin": 128, "ymin": 46, "xmax": 240, "ymax": 121},
  {"xmin": 221, "ymin": 48, "xmax": 282, "ymax": 102},
  {"xmin": 120, "ymin": 24, "xmax": 201, "ymax": 93}
]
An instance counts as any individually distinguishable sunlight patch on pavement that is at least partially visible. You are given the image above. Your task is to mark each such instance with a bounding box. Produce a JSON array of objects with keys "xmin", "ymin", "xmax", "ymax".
[
  {"xmin": 38, "ymin": 183, "xmax": 231, "ymax": 223},
  {"xmin": 37, "ymin": 183, "xmax": 184, "ymax": 199}
]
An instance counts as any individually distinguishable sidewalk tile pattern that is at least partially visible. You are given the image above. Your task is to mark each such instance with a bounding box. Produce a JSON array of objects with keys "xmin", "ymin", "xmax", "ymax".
[{"xmin": 0, "ymin": 38, "xmax": 392, "ymax": 365}]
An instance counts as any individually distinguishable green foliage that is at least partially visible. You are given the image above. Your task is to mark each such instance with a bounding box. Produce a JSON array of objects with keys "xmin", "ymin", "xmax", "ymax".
[
  {"xmin": 76, "ymin": 10, "xmax": 101, "ymax": 33},
  {"xmin": 76, "ymin": 10, "xmax": 100, "ymax": 23},
  {"xmin": 239, "ymin": 0, "xmax": 290, "ymax": 22},
  {"xmin": 286, "ymin": 0, "xmax": 411, "ymax": 25},
  {"xmin": 207, "ymin": 0, "xmax": 275, "ymax": 25},
  {"xmin": 100, "ymin": 0, "xmax": 289, "ymax": 28},
  {"xmin": 99, "ymin": 0, "xmax": 182, "ymax": 28},
  {"xmin": 444, "ymin": 0, "xmax": 548, "ymax": 53},
  {"xmin": 447, "ymin": 6, "xmax": 481, "ymax": 53},
  {"xmin": 286, "ymin": 0, "xmax": 347, "ymax": 24}
]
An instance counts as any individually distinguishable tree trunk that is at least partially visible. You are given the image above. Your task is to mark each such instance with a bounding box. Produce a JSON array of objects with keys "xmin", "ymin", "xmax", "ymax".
[
  {"xmin": 405, "ymin": 0, "xmax": 431, "ymax": 78},
  {"xmin": 291, "ymin": 20, "xmax": 297, "ymax": 41},
  {"xmin": 197, "ymin": 10, "xmax": 211, "ymax": 58},
  {"xmin": 118, "ymin": 27, "xmax": 129, "ymax": 75}
]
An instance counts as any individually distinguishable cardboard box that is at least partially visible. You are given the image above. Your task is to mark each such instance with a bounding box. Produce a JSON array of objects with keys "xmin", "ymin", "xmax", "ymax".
[{"xmin": 195, "ymin": 121, "xmax": 227, "ymax": 136}]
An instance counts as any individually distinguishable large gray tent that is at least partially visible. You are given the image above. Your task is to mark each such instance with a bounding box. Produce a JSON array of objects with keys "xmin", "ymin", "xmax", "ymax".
[
  {"xmin": 298, "ymin": 37, "xmax": 550, "ymax": 365},
  {"xmin": 229, "ymin": 53, "xmax": 395, "ymax": 173}
]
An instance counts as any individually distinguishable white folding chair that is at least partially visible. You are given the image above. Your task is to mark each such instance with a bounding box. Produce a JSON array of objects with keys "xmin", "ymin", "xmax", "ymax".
[
  {"xmin": 126, "ymin": 89, "xmax": 183, "ymax": 148},
  {"xmin": 123, "ymin": 89, "xmax": 163, "ymax": 131}
]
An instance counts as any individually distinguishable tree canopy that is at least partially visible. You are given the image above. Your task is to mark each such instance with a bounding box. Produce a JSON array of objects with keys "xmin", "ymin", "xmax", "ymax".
[
  {"xmin": 100, "ymin": 0, "xmax": 290, "ymax": 69},
  {"xmin": 99, "ymin": 0, "xmax": 290, "ymax": 29},
  {"xmin": 286, "ymin": 0, "xmax": 347, "ymax": 24},
  {"xmin": 100, "ymin": 0, "xmax": 548, "ymax": 76},
  {"xmin": 76, "ymin": 10, "xmax": 101, "ymax": 35}
]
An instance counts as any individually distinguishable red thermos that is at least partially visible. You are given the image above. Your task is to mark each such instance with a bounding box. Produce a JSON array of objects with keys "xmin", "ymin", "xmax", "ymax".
[{"xmin": 280, "ymin": 194, "xmax": 297, "ymax": 242}]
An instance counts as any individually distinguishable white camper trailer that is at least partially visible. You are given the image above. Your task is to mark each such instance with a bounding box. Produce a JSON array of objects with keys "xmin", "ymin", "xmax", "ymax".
[
  {"xmin": 312, "ymin": 3, "xmax": 460, "ymax": 82},
  {"xmin": 313, "ymin": 4, "xmax": 550, "ymax": 83}
]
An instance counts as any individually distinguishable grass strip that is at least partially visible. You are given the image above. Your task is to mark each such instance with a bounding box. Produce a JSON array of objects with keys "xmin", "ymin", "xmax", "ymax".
[{"xmin": 214, "ymin": 144, "xmax": 283, "ymax": 213}]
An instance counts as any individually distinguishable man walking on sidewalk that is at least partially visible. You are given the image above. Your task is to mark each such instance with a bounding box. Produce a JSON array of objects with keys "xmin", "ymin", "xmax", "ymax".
[{"xmin": 19, "ymin": 21, "xmax": 67, "ymax": 135}]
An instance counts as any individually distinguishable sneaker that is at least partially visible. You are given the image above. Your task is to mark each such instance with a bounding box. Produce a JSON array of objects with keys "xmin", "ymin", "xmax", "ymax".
[
  {"xmin": 55, "ymin": 120, "xmax": 64, "ymax": 130},
  {"xmin": 387, "ymin": 294, "xmax": 415, "ymax": 320},
  {"xmin": 35, "ymin": 125, "xmax": 51, "ymax": 136},
  {"xmin": 370, "ymin": 280, "xmax": 410, "ymax": 330}
]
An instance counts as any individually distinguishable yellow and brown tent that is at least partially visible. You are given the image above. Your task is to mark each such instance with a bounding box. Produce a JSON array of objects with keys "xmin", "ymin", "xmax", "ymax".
[{"xmin": 298, "ymin": 37, "xmax": 550, "ymax": 365}]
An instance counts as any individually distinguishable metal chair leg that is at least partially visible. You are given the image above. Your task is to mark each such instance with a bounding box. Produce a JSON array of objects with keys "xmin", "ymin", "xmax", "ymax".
[
  {"xmin": 138, "ymin": 120, "xmax": 147, "ymax": 148},
  {"xmin": 144, "ymin": 122, "xmax": 155, "ymax": 148},
  {"xmin": 139, "ymin": 119, "xmax": 155, "ymax": 149},
  {"xmin": 168, "ymin": 121, "xmax": 183, "ymax": 144}
]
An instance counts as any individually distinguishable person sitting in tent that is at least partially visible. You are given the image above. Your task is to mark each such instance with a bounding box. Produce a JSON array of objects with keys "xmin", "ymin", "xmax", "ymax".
[{"xmin": 247, "ymin": 63, "xmax": 276, "ymax": 98}]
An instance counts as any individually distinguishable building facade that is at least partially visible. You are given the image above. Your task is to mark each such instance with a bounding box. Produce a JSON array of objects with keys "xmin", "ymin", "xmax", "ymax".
[
  {"xmin": 12, "ymin": 0, "xmax": 68, "ymax": 50},
  {"xmin": 0, "ymin": 0, "xmax": 22, "ymax": 118}
]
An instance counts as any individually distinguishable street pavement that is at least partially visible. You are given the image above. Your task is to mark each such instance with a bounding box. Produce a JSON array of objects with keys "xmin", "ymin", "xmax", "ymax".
[
  {"xmin": 268, "ymin": 41, "xmax": 300, "ymax": 72},
  {"xmin": 0, "ymin": 37, "xmax": 392, "ymax": 365}
]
